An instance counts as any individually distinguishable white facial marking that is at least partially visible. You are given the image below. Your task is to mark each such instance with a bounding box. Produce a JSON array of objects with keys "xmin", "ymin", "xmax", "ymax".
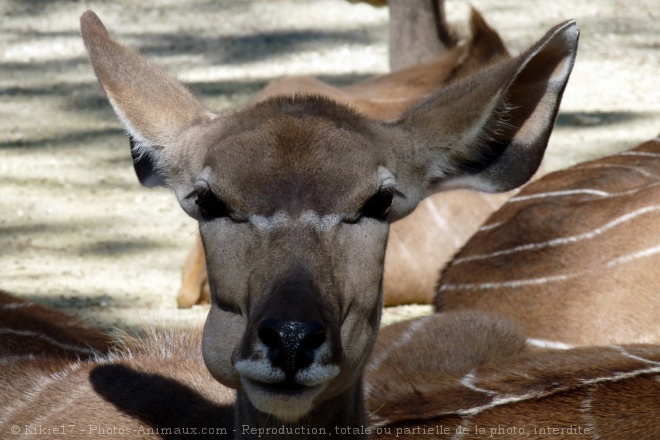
[
  {"xmin": 234, "ymin": 341, "xmax": 286, "ymax": 384},
  {"xmin": 246, "ymin": 167, "xmax": 396, "ymax": 231},
  {"xmin": 295, "ymin": 343, "xmax": 340, "ymax": 386},
  {"xmin": 249, "ymin": 210, "xmax": 341, "ymax": 231},
  {"xmin": 249, "ymin": 211, "xmax": 291, "ymax": 231},
  {"xmin": 236, "ymin": 340, "xmax": 339, "ymax": 422},
  {"xmin": 235, "ymin": 340, "xmax": 339, "ymax": 386},
  {"xmin": 299, "ymin": 210, "xmax": 341, "ymax": 230}
]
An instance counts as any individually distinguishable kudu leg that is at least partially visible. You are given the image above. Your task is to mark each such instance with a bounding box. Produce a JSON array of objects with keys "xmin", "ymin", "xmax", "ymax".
[{"xmin": 177, "ymin": 233, "xmax": 211, "ymax": 307}]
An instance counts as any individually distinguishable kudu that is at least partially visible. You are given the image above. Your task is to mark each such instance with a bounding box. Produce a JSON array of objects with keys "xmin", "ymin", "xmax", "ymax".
[
  {"xmin": 0, "ymin": 290, "xmax": 112, "ymax": 360},
  {"xmin": 436, "ymin": 137, "xmax": 660, "ymax": 346},
  {"xmin": 0, "ymin": 290, "xmax": 235, "ymax": 438},
  {"xmin": 366, "ymin": 309, "xmax": 660, "ymax": 439},
  {"xmin": 352, "ymin": 0, "xmax": 456, "ymax": 72},
  {"xmin": 3, "ymin": 293, "xmax": 660, "ymax": 438},
  {"xmin": 177, "ymin": 5, "xmax": 516, "ymax": 308},
  {"xmin": 74, "ymin": 10, "xmax": 578, "ymax": 438},
  {"xmin": 387, "ymin": 0, "xmax": 456, "ymax": 72}
]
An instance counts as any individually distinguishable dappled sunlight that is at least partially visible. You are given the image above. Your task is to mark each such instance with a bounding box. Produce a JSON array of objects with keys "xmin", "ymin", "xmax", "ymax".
[{"xmin": 0, "ymin": 0, "xmax": 658, "ymax": 331}]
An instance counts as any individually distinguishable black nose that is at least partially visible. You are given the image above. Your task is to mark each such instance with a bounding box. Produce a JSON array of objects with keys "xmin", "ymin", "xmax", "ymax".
[{"xmin": 258, "ymin": 318, "xmax": 326, "ymax": 377}]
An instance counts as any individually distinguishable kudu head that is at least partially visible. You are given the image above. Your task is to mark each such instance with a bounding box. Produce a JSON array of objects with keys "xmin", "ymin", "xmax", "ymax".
[{"xmin": 81, "ymin": 10, "xmax": 578, "ymax": 423}]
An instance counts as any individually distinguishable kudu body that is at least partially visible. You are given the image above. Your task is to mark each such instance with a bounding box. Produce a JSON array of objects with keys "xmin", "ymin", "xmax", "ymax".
[
  {"xmin": 436, "ymin": 137, "xmax": 660, "ymax": 346},
  {"xmin": 0, "ymin": 290, "xmax": 112, "ymax": 360},
  {"xmin": 0, "ymin": 290, "xmax": 235, "ymax": 438},
  {"xmin": 3, "ymin": 290, "xmax": 660, "ymax": 439},
  {"xmin": 366, "ymin": 309, "xmax": 660, "ymax": 439},
  {"xmin": 177, "ymin": 6, "xmax": 515, "ymax": 308},
  {"xmin": 47, "ymin": 10, "xmax": 580, "ymax": 438}
]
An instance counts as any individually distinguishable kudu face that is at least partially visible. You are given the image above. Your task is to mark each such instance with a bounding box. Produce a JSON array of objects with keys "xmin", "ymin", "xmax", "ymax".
[
  {"xmin": 81, "ymin": 10, "xmax": 578, "ymax": 423},
  {"xmin": 197, "ymin": 99, "xmax": 394, "ymax": 419}
]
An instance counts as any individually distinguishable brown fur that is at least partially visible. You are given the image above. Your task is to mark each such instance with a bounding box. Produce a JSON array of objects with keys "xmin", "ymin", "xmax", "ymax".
[
  {"xmin": 436, "ymin": 138, "xmax": 660, "ymax": 346},
  {"xmin": 0, "ymin": 290, "xmax": 112, "ymax": 359},
  {"xmin": 177, "ymin": 6, "xmax": 513, "ymax": 308},
  {"xmin": 0, "ymin": 318, "xmax": 235, "ymax": 438},
  {"xmin": 80, "ymin": 7, "xmax": 577, "ymax": 437},
  {"xmin": 4, "ymin": 294, "xmax": 660, "ymax": 439},
  {"xmin": 387, "ymin": 0, "xmax": 456, "ymax": 72},
  {"xmin": 366, "ymin": 312, "xmax": 660, "ymax": 439}
]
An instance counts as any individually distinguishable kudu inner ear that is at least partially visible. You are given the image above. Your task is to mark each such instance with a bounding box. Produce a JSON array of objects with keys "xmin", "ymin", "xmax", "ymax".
[
  {"xmin": 81, "ymin": 10, "xmax": 213, "ymax": 193},
  {"xmin": 130, "ymin": 136, "xmax": 167, "ymax": 188},
  {"xmin": 391, "ymin": 20, "xmax": 579, "ymax": 204},
  {"xmin": 471, "ymin": 21, "xmax": 580, "ymax": 190}
]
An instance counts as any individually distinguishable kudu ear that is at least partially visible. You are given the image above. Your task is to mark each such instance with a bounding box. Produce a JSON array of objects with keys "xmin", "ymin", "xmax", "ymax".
[
  {"xmin": 388, "ymin": 20, "xmax": 578, "ymax": 217},
  {"xmin": 80, "ymin": 10, "xmax": 213, "ymax": 189}
]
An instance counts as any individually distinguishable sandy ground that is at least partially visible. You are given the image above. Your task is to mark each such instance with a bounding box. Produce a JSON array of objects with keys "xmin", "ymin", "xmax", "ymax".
[{"xmin": 1, "ymin": 0, "xmax": 658, "ymax": 331}]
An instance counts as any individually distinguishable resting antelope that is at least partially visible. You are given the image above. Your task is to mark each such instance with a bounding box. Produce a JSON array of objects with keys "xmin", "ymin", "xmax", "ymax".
[
  {"xmin": 365, "ymin": 136, "xmax": 660, "ymax": 438},
  {"xmin": 436, "ymin": 136, "xmax": 660, "ymax": 346},
  {"xmin": 3, "ymin": 290, "xmax": 660, "ymax": 437},
  {"xmin": 366, "ymin": 308, "xmax": 660, "ymax": 439},
  {"xmin": 0, "ymin": 290, "xmax": 112, "ymax": 360},
  {"xmin": 72, "ymin": 8, "xmax": 577, "ymax": 438},
  {"xmin": 177, "ymin": 3, "xmax": 517, "ymax": 308}
]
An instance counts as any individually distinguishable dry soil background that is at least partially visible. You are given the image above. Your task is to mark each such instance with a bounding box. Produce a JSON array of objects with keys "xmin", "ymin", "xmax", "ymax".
[{"xmin": 1, "ymin": 0, "xmax": 658, "ymax": 330}]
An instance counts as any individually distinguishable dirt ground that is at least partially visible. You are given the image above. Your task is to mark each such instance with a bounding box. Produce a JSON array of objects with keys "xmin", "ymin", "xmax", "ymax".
[{"xmin": 1, "ymin": 0, "xmax": 658, "ymax": 331}]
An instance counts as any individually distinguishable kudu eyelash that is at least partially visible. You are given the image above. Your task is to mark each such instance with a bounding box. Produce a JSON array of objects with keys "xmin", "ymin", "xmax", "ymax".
[
  {"xmin": 191, "ymin": 187, "xmax": 247, "ymax": 223},
  {"xmin": 345, "ymin": 186, "xmax": 401, "ymax": 224}
]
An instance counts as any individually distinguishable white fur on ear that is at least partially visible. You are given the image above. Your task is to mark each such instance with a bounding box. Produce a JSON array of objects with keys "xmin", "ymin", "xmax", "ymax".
[{"xmin": 81, "ymin": 10, "xmax": 212, "ymax": 190}]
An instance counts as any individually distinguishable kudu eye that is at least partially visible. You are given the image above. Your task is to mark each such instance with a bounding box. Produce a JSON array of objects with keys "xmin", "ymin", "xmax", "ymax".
[
  {"xmin": 361, "ymin": 187, "xmax": 395, "ymax": 221},
  {"xmin": 195, "ymin": 189, "xmax": 230, "ymax": 221}
]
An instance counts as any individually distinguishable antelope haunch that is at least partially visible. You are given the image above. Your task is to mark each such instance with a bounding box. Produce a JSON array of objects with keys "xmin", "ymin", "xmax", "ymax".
[
  {"xmin": 436, "ymin": 137, "xmax": 660, "ymax": 347},
  {"xmin": 81, "ymin": 10, "xmax": 578, "ymax": 436},
  {"xmin": 177, "ymin": 6, "xmax": 515, "ymax": 308},
  {"xmin": 366, "ymin": 310, "xmax": 660, "ymax": 439}
]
